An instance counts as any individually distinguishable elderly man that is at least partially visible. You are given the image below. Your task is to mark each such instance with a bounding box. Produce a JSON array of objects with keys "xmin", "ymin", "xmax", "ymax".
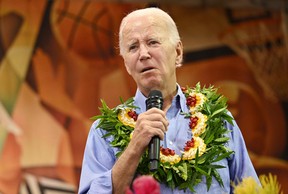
[{"xmin": 78, "ymin": 7, "xmax": 259, "ymax": 194}]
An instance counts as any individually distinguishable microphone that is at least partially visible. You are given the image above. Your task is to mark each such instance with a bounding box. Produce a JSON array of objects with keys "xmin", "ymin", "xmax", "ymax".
[{"xmin": 145, "ymin": 90, "xmax": 163, "ymax": 171}]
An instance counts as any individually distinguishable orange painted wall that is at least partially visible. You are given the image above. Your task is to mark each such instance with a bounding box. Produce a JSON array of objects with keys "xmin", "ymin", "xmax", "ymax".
[{"xmin": 0, "ymin": 1, "xmax": 287, "ymax": 193}]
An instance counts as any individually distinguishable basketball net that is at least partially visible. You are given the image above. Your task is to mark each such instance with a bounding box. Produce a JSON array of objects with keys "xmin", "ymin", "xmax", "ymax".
[{"xmin": 219, "ymin": 11, "xmax": 288, "ymax": 102}]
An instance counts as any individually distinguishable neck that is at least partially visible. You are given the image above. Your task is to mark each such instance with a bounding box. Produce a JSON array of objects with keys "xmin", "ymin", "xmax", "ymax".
[
  {"xmin": 140, "ymin": 83, "xmax": 178, "ymax": 111},
  {"xmin": 161, "ymin": 85, "xmax": 178, "ymax": 112}
]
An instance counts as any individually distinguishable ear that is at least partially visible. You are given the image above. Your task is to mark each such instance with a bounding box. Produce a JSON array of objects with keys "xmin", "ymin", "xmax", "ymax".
[{"xmin": 175, "ymin": 41, "xmax": 183, "ymax": 67}]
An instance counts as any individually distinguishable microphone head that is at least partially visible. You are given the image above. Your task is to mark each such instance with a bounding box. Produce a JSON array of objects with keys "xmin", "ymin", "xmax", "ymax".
[
  {"xmin": 146, "ymin": 90, "xmax": 163, "ymax": 110},
  {"xmin": 148, "ymin": 90, "xmax": 162, "ymax": 98}
]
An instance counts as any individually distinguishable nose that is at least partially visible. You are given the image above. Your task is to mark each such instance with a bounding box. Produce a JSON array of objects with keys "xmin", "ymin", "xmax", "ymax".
[{"xmin": 139, "ymin": 44, "xmax": 150, "ymax": 60}]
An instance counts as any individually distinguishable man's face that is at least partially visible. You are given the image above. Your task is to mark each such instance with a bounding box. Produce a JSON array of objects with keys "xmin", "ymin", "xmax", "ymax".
[{"xmin": 120, "ymin": 15, "xmax": 182, "ymax": 95}]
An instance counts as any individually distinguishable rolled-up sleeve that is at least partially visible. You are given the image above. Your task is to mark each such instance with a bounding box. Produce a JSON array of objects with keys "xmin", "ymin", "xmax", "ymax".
[{"xmin": 78, "ymin": 121, "xmax": 117, "ymax": 194}]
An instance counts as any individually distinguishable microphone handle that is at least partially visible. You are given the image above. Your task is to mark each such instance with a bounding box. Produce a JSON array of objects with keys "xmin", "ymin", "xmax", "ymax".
[{"xmin": 149, "ymin": 136, "xmax": 160, "ymax": 171}]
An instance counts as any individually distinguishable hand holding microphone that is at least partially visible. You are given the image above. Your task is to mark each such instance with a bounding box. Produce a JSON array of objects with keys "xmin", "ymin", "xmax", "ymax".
[{"xmin": 145, "ymin": 90, "xmax": 163, "ymax": 171}]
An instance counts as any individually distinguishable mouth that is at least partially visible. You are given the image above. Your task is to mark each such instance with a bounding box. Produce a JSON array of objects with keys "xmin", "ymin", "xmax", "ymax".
[{"xmin": 141, "ymin": 67, "xmax": 155, "ymax": 73}]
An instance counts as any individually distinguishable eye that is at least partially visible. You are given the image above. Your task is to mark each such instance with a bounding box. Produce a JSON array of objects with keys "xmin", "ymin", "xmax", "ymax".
[
  {"xmin": 128, "ymin": 44, "xmax": 138, "ymax": 52},
  {"xmin": 148, "ymin": 40, "xmax": 159, "ymax": 46}
]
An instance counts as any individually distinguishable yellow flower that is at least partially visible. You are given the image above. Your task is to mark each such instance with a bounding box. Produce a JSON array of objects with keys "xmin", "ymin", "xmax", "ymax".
[
  {"xmin": 233, "ymin": 177, "xmax": 260, "ymax": 194},
  {"xmin": 191, "ymin": 112, "xmax": 208, "ymax": 137},
  {"xmin": 188, "ymin": 92, "xmax": 207, "ymax": 113},
  {"xmin": 259, "ymin": 173, "xmax": 283, "ymax": 194},
  {"xmin": 182, "ymin": 137, "xmax": 206, "ymax": 160},
  {"xmin": 160, "ymin": 153, "xmax": 181, "ymax": 165},
  {"xmin": 232, "ymin": 174, "xmax": 283, "ymax": 194},
  {"xmin": 118, "ymin": 109, "xmax": 136, "ymax": 128}
]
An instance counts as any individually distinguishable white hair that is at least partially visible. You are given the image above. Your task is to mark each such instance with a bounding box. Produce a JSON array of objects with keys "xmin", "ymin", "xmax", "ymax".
[{"xmin": 118, "ymin": 7, "xmax": 181, "ymax": 56}]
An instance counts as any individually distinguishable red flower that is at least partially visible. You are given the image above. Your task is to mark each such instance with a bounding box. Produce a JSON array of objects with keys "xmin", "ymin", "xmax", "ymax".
[{"xmin": 126, "ymin": 175, "xmax": 160, "ymax": 194}]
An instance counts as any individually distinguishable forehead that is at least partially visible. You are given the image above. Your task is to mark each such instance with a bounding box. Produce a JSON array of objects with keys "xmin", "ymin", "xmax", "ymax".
[{"xmin": 122, "ymin": 15, "xmax": 168, "ymax": 40}]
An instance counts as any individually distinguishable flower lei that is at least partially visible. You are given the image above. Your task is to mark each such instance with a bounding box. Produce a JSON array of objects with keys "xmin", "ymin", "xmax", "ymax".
[{"xmin": 92, "ymin": 83, "xmax": 234, "ymax": 192}]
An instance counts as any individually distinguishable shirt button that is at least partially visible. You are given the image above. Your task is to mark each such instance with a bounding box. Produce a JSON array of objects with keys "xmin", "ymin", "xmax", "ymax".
[{"xmin": 169, "ymin": 141, "xmax": 173, "ymax": 145}]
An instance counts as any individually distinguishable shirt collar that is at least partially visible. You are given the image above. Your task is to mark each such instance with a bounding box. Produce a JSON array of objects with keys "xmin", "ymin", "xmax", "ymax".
[{"xmin": 133, "ymin": 83, "xmax": 189, "ymax": 113}]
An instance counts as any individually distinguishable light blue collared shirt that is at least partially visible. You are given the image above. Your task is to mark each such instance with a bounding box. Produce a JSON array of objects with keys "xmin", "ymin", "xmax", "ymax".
[{"xmin": 78, "ymin": 85, "xmax": 259, "ymax": 194}]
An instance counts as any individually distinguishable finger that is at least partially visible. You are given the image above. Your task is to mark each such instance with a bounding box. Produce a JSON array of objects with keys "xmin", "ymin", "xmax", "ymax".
[
  {"xmin": 142, "ymin": 109, "xmax": 168, "ymax": 124},
  {"xmin": 146, "ymin": 108, "xmax": 166, "ymax": 118}
]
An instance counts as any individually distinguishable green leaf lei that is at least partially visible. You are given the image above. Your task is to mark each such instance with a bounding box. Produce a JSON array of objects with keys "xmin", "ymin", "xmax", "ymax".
[{"xmin": 91, "ymin": 83, "xmax": 234, "ymax": 192}]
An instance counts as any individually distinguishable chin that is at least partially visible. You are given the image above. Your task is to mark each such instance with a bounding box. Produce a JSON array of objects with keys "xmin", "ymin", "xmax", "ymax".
[{"xmin": 144, "ymin": 83, "xmax": 162, "ymax": 91}]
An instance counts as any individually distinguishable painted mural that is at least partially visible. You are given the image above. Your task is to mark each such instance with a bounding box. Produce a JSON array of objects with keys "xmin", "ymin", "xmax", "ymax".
[{"xmin": 0, "ymin": 1, "xmax": 287, "ymax": 193}]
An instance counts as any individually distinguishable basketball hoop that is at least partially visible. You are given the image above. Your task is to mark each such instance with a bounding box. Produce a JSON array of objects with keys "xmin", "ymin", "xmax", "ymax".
[{"xmin": 219, "ymin": 13, "xmax": 288, "ymax": 102}]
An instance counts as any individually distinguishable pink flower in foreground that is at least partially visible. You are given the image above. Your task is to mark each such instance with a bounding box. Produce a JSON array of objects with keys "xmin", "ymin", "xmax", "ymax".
[{"xmin": 126, "ymin": 175, "xmax": 160, "ymax": 194}]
